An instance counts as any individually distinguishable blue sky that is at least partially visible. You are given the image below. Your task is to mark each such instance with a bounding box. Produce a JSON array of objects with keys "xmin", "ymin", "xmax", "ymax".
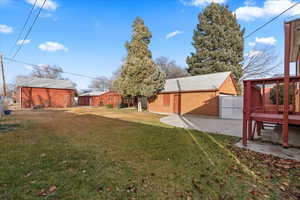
[{"xmin": 0, "ymin": 0, "xmax": 299, "ymax": 89}]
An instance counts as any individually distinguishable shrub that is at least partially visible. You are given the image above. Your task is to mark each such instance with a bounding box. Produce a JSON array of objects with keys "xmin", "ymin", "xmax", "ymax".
[
  {"xmin": 105, "ymin": 104, "xmax": 113, "ymax": 109},
  {"xmin": 117, "ymin": 103, "xmax": 128, "ymax": 109}
]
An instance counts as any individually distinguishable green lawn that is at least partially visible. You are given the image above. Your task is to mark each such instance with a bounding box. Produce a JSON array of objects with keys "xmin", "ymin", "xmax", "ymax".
[{"xmin": 0, "ymin": 108, "xmax": 299, "ymax": 199}]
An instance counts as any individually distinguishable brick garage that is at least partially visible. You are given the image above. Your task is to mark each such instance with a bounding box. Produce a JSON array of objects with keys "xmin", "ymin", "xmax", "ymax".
[
  {"xmin": 148, "ymin": 72, "xmax": 238, "ymax": 116},
  {"xmin": 78, "ymin": 91, "xmax": 122, "ymax": 107},
  {"xmin": 16, "ymin": 77, "xmax": 75, "ymax": 108}
]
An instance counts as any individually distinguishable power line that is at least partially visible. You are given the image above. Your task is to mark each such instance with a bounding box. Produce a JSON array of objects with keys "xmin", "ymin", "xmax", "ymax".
[
  {"xmin": 3, "ymin": 57, "xmax": 98, "ymax": 80},
  {"xmin": 244, "ymin": 1, "xmax": 300, "ymax": 39},
  {"xmin": 11, "ymin": 0, "xmax": 47, "ymax": 59},
  {"xmin": 8, "ymin": 0, "xmax": 38, "ymax": 56}
]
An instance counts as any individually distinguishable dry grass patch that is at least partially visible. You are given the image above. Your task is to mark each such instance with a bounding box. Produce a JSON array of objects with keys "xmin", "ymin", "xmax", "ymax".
[{"xmin": 65, "ymin": 106, "xmax": 168, "ymax": 127}]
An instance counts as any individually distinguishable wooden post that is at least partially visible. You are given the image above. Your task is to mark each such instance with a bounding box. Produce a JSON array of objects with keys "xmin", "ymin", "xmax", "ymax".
[
  {"xmin": 248, "ymin": 119, "xmax": 253, "ymax": 140},
  {"xmin": 262, "ymin": 82, "xmax": 265, "ymax": 113},
  {"xmin": 243, "ymin": 80, "xmax": 252, "ymax": 146},
  {"xmin": 242, "ymin": 81, "xmax": 248, "ymax": 146},
  {"xmin": 0, "ymin": 54, "xmax": 6, "ymax": 97},
  {"xmin": 276, "ymin": 81, "xmax": 279, "ymax": 113},
  {"xmin": 293, "ymin": 81, "xmax": 296, "ymax": 114},
  {"xmin": 283, "ymin": 22, "xmax": 291, "ymax": 147},
  {"xmin": 257, "ymin": 122, "xmax": 262, "ymax": 136},
  {"xmin": 246, "ymin": 81, "xmax": 252, "ymax": 140}
]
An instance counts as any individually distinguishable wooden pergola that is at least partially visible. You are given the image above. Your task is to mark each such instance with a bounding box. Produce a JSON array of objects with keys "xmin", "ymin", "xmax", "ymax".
[{"xmin": 243, "ymin": 17, "xmax": 300, "ymax": 147}]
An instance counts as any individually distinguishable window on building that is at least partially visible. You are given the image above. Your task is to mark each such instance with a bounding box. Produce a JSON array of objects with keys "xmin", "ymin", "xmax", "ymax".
[{"xmin": 163, "ymin": 94, "xmax": 170, "ymax": 106}]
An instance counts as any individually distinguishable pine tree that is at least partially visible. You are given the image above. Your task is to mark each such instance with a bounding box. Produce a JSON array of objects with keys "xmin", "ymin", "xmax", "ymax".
[
  {"xmin": 115, "ymin": 17, "xmax": 165, "ymax": 111},
  {"xmin": 186, "ymin": 3, "xmax": 244, "ymax": 81}
]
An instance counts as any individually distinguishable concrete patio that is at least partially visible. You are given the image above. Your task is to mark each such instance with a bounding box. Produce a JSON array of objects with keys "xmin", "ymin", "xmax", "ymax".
[
  {"xmin": 236, "ymin": 140, "xmax": 300, "ymax": 161},
  {"xmin": 160, "ymin": 114, "xmax": 242, "ymax": 137},
  {"xmin": 160, "ymin": 114, "xmax": 300, "ymax": 161}
]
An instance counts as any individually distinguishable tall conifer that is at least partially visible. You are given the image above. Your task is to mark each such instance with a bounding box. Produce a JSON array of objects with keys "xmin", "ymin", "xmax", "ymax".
[
  {"xmin": 186, "ymin": 3, "xmax": 244, "ymax": 81},
  {"xmin": 115, "ymin": 17, "xmax": 165, "ymax": 111}
]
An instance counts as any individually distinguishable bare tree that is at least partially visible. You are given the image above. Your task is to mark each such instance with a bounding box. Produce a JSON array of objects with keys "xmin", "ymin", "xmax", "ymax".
[
  {"xmin": 14, "ymin": 65, "xmax": 77, "ymax": 91},
  {"xmin": 31, "ymin": 65, "xmax": 77, "ymax": 87},
  {"xmin": 30, "ymin": 65, "xmax": 64, "ymax": 79},
  {"xmin": 89, "ymin": 76, "xmax": 110, "ymax": 91},
  {"xmin": 0, "ymin": 83, "xmax": 15, "ymax": 99},
  {"xmin": 241, "ymin": 45, "xmax": 281, "ymax": 82},
  {"xmin": 155, "ymin": 57, "xmax": 188, "ymax": 79}
]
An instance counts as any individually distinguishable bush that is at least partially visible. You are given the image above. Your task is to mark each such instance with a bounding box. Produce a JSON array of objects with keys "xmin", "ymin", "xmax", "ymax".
[
  {"xmin": 117, "ymin": 103, "xmax": 128, "ymax": 109},
  {"xmin": 105, "ymin": 104, "xmax": 113, "ymax": 109}
]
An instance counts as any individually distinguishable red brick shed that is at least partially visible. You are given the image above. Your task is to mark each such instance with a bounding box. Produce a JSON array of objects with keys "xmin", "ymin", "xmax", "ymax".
[
  {"xmin": 78, "ymin": 91, "xmax": 122, "ymax": 107},
  {"xmin": 16, "ymin": 77, "xmax": 76, "ymax": 108},
  {"xmin": 148, "ymin": 72, "xmax": 238, "ymax": 116}
]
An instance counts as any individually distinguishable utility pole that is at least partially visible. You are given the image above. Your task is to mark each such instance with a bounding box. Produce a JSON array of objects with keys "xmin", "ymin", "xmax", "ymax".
[{"xmin": 0, "ymin": 54, "xmax": 7, "ymax": 97}]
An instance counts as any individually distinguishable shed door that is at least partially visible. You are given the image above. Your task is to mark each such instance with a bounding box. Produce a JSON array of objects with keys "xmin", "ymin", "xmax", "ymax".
[
  {"xmin": 81, "ymin": 97, "xmax": 90, "ymax": 106},
  {"xmin": 219, "ymin": 95, "xmax": 243, "ymax": 120},
  {"xmin": 173, "ymin": 94, "xmax": 181, "ymax": 115}
]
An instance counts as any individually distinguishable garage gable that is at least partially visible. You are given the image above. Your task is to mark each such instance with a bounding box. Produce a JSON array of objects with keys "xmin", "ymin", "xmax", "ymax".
[{"xmin": 219, "ymin": 74, "xmax": 238, "ymax": 95}]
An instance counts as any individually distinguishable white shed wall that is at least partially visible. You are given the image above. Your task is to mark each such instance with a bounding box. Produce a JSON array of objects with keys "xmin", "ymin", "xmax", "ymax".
[{"xmin": 219, "ymin": 96, "xmax": 243, "ymax": 120}]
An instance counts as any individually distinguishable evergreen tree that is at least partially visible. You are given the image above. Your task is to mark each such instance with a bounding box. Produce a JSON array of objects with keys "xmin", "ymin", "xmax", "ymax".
[
  {"xmin": 115, "ymin": 17, "xmax": 165, "ymax": 111},
  {"xmin": 186, "ymin": 3, "xmax": 244, "ymax": 81}
]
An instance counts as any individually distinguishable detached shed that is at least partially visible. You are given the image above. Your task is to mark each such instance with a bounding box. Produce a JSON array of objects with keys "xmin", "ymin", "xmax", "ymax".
[
  {"xmin": 78, "ymin": 91, "xmax": 106, "ymax": 106},
  {"xmin": 16, "ymin": 77, "xmax": 76, "ymax": 108},
  {"xmin": 148, "ymin": 72, "xmax": 238, "ymax": 116},
  {"xmin": 78, "ymin": 91, "xmax": 122, "ymax": 107}
]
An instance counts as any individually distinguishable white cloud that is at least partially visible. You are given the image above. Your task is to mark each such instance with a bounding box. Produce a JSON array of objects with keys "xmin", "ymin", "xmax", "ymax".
[
  {"xmin": 17, "ymin": 39, "xmax": 31, "ymax": 45},
  {"xmin": 38, "ymin": 41, "xmax": 68, "ymax": 52},
  {"xmin": 249, "ymin": 42, "xmax": 256, "ymax": 46},
  {"xmin": 25, "ymin": 0, "xmax": 58, "ymax": 11},
  {"xmin": 166, "ymin": 30, "xmax": 183, "ymax": 39},
  {"xmin": 235, "ymin": 6, "xmax": 265, "ymax": 21},
  {"xmin": 180, "ymin": 0, "xmax": 226, "ymax": 6},
  {"xmin": 248, "ymin": 50, "xmax": 263, "ymax": 57},
  {"xmin": 0, "ymin": 24, "xmax": 12, "ymax": 34},
  {"xmin": 25, "ymin": 65, "xmax": 34, "ymax": 70},
  {"xmin": 235, "ymin": 0, "xmax": 300, "ymax": 21},
  {"xmin": 255, "ymin": 36, "xmax": 277, "ymax": 45}
]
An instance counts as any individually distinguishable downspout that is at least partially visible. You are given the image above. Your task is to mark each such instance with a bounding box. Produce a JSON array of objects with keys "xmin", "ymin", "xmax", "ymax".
[
  {"xmin": 176, "ymin": 80, "xmax": 181, "ymax": 115},
  {"xmin": 19, "ymin": 87, "xmax": 22, "ymax": 109}
]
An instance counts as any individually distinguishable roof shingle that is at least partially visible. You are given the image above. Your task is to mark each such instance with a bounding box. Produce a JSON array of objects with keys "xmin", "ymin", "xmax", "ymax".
[
  {"xmin": 79, "ymin": 91, "xmax": 107, "ymax": 97},
  {"xmin": 16, "ymin": 77, "xmax": 75, "ymax": 90},
  {"xmin": 161, "ymin": 71, "xmax": 232, "ymax": 93}
]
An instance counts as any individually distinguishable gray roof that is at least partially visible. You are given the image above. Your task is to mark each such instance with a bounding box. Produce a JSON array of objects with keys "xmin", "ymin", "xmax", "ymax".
[
  {"xmin": 16, "ymin": 77, "xmax": 75, "ymax": 90},
  {"xmin": 79, "ymin": 91, "xmax": 107, "ymax": 97},
  {"xmin": 161, "ymin": 71, "xmax": 232, "ymax": 93}
]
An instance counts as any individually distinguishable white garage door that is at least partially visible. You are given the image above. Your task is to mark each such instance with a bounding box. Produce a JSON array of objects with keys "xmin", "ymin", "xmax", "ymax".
[{"xmin": 219, "ymin": 96, "xmax": 243, "ymax": 120}]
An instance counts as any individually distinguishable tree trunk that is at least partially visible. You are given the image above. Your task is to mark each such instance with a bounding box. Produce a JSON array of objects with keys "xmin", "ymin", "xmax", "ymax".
[{"xmin": 137, "ymin": 96, "xmax": 142, "ymax": 112}]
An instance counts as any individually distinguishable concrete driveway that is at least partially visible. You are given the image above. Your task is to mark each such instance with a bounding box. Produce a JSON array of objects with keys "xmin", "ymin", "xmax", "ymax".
[{"xmin": 160, "ymin": 114, "xmax": 242, "ymax": 137}]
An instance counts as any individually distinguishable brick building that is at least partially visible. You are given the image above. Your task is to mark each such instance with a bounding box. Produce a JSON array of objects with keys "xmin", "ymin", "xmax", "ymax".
[
  {"xmin": 78, "ymin": 91, "xmax": 122, "ymax": 107},
  {"xmin": 16, "ymin": 77, "xmax": 76, "ymax": 108},
  {"xmin": 148, "ymin": 72, "xmax": 238, "ymax": 116}
]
